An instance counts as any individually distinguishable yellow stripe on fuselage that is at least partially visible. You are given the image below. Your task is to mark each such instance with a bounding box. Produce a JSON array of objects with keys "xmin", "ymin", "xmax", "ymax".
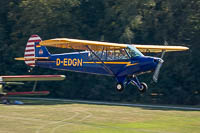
[
  {"xmin": 83, "ymin": 62, "xmax": 128, "ymax": 64},
  {"xmin": 83, "ymin": 61, "xmax": 138, "ymax": 66}
]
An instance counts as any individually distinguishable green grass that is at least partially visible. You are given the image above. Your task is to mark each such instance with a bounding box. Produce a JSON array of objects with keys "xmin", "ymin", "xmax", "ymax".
[{"xmin": 0, "ymin": 99, "xmax": 200, "ymax": 133}]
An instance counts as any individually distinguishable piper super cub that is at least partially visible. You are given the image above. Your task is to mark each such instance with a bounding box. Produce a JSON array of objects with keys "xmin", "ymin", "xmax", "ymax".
[{"xmin": 15, "ymin": 35, "xmax": 189, "ymax": 92}]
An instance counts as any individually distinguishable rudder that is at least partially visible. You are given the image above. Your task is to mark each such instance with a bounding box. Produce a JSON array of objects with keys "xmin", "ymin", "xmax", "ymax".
[{"xmin": 24, "ymin": 35, "xmax": 50, "ymax": 67}]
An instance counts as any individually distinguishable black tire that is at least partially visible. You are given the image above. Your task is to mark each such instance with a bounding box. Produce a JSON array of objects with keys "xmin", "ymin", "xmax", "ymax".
[
  {"xmin": 116, "ymin": 83, "xmax": 124, "ymax": 92},
  {"xmin": 138, "ymin": 82, "xmax": 148, "ymax": 93}
]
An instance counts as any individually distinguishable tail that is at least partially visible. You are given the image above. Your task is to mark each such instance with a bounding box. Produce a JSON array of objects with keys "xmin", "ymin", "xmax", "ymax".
[{"xmin": 24, "ymin": 35, "xmax": 50, "ymax": 67}]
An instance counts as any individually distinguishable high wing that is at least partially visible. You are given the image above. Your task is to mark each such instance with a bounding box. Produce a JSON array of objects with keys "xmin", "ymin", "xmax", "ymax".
[
  {"xmin": 40, "ymin": 38, "xmax": 189, "ymax": 53},
  {"xmin": 0, "ymin": 75, "xmax": 66, "ymax": 82},
  {"xmin": 134, "ymin": 45, "xmax": 189, "ymax": 53},
  {"xmin": 40, "ymin": 38, "xmax": 127, "ymax": 51}
]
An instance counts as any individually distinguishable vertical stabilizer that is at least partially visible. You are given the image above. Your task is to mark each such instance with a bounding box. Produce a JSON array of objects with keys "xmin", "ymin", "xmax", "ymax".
[{"xmin": 24, "ymin": 35, "xmax": 50, "ymax": 67}]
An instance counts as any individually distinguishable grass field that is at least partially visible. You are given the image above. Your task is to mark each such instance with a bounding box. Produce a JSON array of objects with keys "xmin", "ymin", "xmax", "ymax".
[{"xmin": 0, "ymin": 99, "xmax": 200, "ymax": 133}]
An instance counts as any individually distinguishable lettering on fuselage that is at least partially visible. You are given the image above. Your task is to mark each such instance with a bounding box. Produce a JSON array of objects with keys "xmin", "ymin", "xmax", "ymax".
[{"xmin": 56, "ymin": 58, "xmax": 82, "ymax": 67}]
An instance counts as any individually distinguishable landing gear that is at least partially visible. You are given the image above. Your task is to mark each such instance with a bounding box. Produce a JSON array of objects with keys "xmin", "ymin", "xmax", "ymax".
[
  {"xmin": 28, "ymin": 67, "xmax": 33, "ymax": 73},
  {"xmin": 129, "ymin": 76, "xmax": 148, "ymax": 93},
  {"xmin": 138, "ymin": 82, "xmax": 148, "ymax": 93},
  {"xmin": 115, "ymin": 76, "xmax": 148, "ymax": 93},
  {"xmin": 116, "ymin": 83, "xmax": 124, "ymax": 92},
  {"xmin": 115, "ymin": 77, "xmax": 126, "ymax": 92}
]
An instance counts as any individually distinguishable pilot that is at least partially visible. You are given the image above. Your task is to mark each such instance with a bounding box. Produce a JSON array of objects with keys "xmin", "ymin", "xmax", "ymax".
[
  {"xmin": 107, "ymin": 51, "xmax": 113, "ymax": 60},
  {"xmin": 120, "ymin": 49, "xmax": 128, "ymax": 59}
]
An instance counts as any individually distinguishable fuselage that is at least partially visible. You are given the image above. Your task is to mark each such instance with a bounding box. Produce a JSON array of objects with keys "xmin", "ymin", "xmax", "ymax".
[{"xmin": 36, "ymin": 50, "xmax": 159, "ymax": 77}]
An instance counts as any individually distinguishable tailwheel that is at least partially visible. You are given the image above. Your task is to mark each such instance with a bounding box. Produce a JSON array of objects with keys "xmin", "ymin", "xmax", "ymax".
[
  {"xmin": 116, "ymin": 83, "xmax": 124, "ymax": 92},
  {"xmin": 138, "ymin": 82, "xmax": 148, "ymax": 93}
]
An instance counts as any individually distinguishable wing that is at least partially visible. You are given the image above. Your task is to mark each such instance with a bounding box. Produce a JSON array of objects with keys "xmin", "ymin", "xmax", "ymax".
[
  {"xmin": 40, "ymin": 38, "xmax": 127, "ymax": 51},
  {"xmin": 40, "ymin": 38, "xmax": 189, "ymax": 52},
  {"xmin": 134, "ymin": 45, "xmax": 189, "ymax": 53},
  {"xmin": 0, "ymin": 75, "xmax": 66, "ymax": 82}
]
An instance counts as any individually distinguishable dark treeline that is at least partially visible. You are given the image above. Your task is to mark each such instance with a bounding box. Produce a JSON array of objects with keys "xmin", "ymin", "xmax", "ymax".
[{"xmin": 0, "ymin": 0, "xmax": 200, "ymax": 105}]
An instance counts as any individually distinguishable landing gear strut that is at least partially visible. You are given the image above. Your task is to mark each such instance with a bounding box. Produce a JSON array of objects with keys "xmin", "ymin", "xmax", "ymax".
[
  {"xmin": 115, "ymin": 75, "xmax": 148, "ymax": 93},
  {"xmin": 129, "ymin": 76, "xmax": 148, "ymax": 93}
]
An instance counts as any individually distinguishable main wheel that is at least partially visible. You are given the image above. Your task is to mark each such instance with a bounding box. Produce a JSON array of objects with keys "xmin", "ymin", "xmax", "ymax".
[
  {"xmin": 116, "ymin": 83, "xmax": 124, "ymax": 92},
  {"xmin": 138, "ymin": 82, "xmax": 148, "ymax": 93}
]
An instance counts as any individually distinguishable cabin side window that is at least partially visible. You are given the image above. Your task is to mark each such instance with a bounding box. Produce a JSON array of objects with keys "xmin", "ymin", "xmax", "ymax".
[
  {"xmin": 87, "ymin": 47, "xmax": 138, "ymax": 61},
  {"xmin": 88, "ymin": 50, "xmax": 107, "ymax": 60},
  {"xmin": 106, "ymin": 49, "xmax": 129, "ymax": 60}
]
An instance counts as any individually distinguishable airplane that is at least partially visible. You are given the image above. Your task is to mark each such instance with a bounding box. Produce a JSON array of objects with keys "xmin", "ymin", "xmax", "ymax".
[
  {"xmin": 0, "ymin": 75, "xmax": 65, "ymax": 97},
  {"xmin": 15, "ymin": 35, "xmax": 189, "ymax": 93}
]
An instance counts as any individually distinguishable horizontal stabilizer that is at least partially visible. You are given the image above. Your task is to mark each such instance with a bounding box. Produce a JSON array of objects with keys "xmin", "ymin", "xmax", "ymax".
[{"xmin": 15, "ymin": 57, "xmax": 49, "ymax": 61}]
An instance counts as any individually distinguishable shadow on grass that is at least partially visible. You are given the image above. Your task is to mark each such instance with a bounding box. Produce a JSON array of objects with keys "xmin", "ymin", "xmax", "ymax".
[
  {"xmin": 3, "ymin": 97, "xmax": 72, "ymax": 105},
  {"xmin": 3, "ymin": 97, "xmax": 200, "ymax": 111}
]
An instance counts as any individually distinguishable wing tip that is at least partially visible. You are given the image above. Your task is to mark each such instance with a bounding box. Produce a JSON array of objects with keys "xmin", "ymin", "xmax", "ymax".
[
  {"xmin": 184, "ymin": 46, "xmax": 189, "ymax": 50},
  {"xmin": 177, "ymin": 46, "xmax": 189, "ymax": 51}
]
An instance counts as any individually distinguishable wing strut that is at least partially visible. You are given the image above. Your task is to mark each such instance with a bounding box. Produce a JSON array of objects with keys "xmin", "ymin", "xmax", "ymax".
[{"xmin": 86, "ymin": 46, "xmax": 115, "ymax": 76}]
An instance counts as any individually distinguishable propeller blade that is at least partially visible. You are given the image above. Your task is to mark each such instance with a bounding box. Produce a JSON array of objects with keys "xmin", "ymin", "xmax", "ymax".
[
  {"xmin": 161, "ymin": 50, "xmax": 166, "ymax": 59},
  {"xmin": 153, "ymin": 41, "xmax": 168, "ymax": 82},
  {"xmin": 153, "ymin": 58, "xmax": 164, "ymax": 83},
  {"xmin": 160, "ymin": 40, "xmax": 168, "ymax": 58}
]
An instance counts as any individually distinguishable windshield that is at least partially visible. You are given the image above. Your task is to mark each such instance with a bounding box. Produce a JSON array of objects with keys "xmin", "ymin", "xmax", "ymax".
[{"xmin": 125, "ymin": 45, "xmax": 143, "ymax": 58}]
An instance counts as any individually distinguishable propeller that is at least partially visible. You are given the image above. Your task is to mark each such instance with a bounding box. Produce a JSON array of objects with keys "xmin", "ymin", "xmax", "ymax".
[
  {"xmin": 152, "ymin": 41, "xmax": 168, "ymax": 83},
  {"xmin": 153, "ymin": 58, "xmax": 164, "ymax": 83}
]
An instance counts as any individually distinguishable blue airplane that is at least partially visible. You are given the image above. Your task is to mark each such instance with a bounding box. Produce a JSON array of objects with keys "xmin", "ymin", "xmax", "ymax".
[{"xmin": 15, "ymin": 35, "xmax": 189, "ymax": 92}]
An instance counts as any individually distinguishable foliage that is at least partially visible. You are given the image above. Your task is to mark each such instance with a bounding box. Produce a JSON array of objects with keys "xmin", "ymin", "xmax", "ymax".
[{"xmin": 0, "ymin": 0, "xmax": 200, "ymax": 105}]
